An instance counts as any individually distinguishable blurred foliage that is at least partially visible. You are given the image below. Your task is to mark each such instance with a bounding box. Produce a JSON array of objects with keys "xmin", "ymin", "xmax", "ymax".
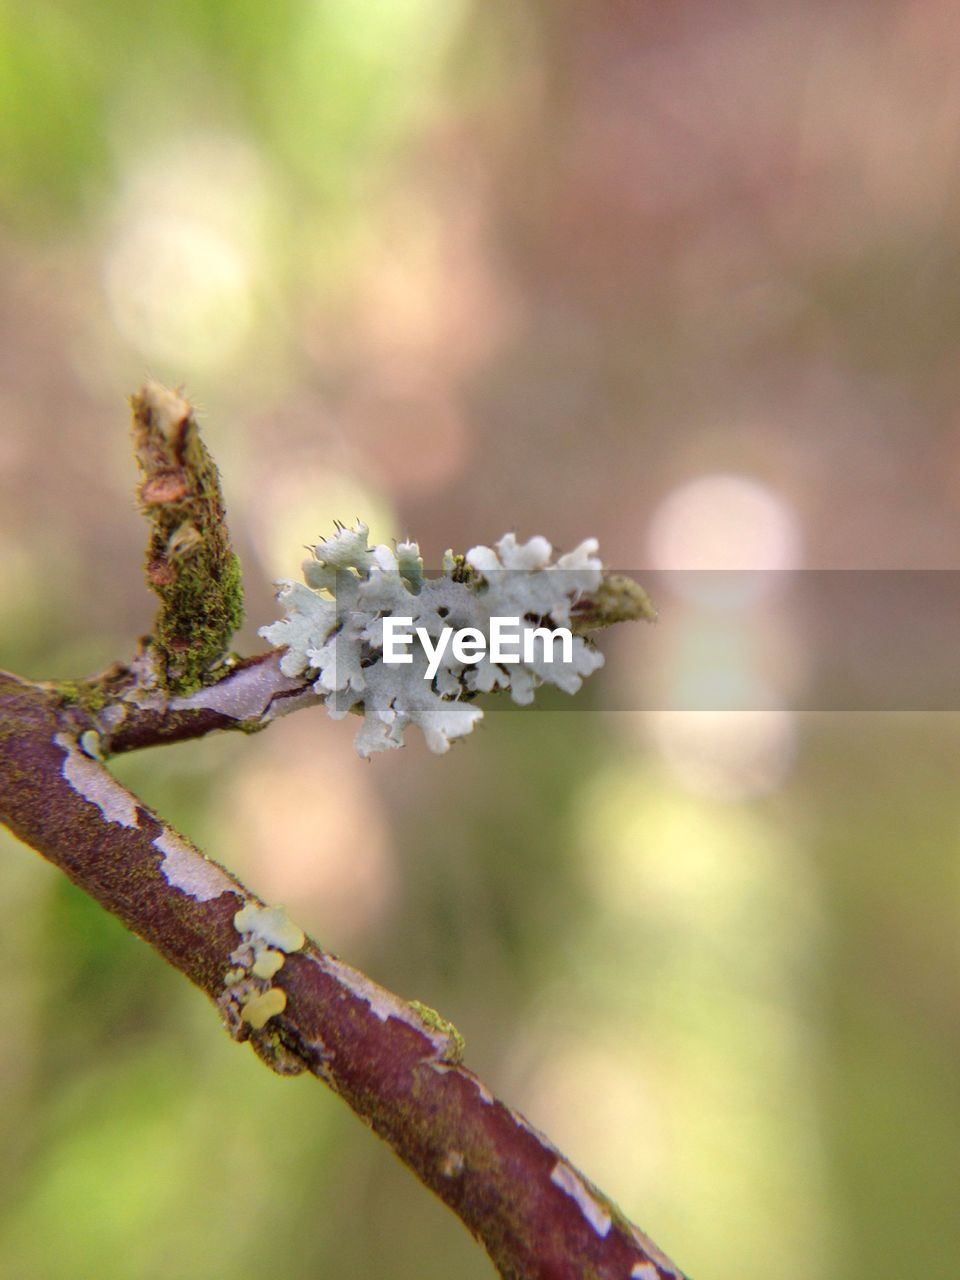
[{"xmin": 1, "ymin": 2, "xmax": 960, "ymax": 1278}]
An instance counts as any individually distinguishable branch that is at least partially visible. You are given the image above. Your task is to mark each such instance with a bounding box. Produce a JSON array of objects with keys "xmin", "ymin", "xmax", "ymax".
[
  {"xmin": 49, "ymin": 595, "xmax": 656, "ymax": 760},
  {"xmin": 130, "ymin": 383, "xmax": 244, "ymax": 694},
  {"xmin": 48, "ymin": 381, "xmax": 656, "ymax": 760},
  {"xmin": 47, "ymin": 598, "xmax": 657, "ymax": 760},
  {"xmin": 3, "ymin": 385, "xmax": 680, "ymax": 1276},
  {"xmin": 64, "ymin": 649, "xmax": 320, "ymax": 757},
  {"xmin": 0, "ymin": 671, "xmax": 686, "ymax": 1280}
]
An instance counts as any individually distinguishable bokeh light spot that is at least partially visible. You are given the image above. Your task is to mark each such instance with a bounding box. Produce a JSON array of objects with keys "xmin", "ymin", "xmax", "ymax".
[
  {"xmin": 647, "ymin": 473, "xmax": 802, "ymax": 578},
  {"xmin": 102, "ymin": 135, "xmax": 267, "ymax": 371}
]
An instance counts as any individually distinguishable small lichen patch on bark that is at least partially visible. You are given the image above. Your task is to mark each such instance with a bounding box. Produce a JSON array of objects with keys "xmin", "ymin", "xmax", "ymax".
[
  {"xmin": 549, "ymin": 1162, "xmax": 613, "ymax": 1238},
  {"xmin": 153, "ymin": 828, "xmax": 235, "ymax": 902},
  {"xmin": 240, "ymin": 986, "xmax": 287, "ymax": 1030},
  {"xmin": 56, "ymin": 733, "xmax": 139, "ymax": 828},
  {"xmin": 251, "ymin": 948, "xmax": 285, "ymax": 979},
  {"xmin": 169, "ymin": 652, "xmax": 315, "ymax": 725},
  {"xmin": 631, "ymin": 1265, "xmax": 662, "ymax": 1280},
  {"xmin": 217, "ymin": 901, "xmax": 305, "ymax": 1040},
  {"xmin": 216, "ymin": 983, "xmax": 247, "ymax": 1038},
  {"xmin": 233, "ymin": 902, "xmax": 305, "ymax": 953},
  {"xmin": 78, "ymin": 729, "xmax": 103, "ymax": 760},
  {"xmin": 319, "ymin": 956, "xmax": 463, "ymax": 1062}
]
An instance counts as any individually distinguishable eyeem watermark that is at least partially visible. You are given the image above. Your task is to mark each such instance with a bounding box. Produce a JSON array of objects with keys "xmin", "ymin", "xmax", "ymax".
[{"xmin": 382, "ymin": 616, "xmax": 573, "ymax": 679}]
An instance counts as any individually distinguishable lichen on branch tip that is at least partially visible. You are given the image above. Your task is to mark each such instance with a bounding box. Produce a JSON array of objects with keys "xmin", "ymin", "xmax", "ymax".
[
  {"xmin": 570, "ymin": 573, "xmax": 657, "ymax": 632},
  {"xmin": 260, "ymin": 522, "xmax": 652, "ymax": 758}
]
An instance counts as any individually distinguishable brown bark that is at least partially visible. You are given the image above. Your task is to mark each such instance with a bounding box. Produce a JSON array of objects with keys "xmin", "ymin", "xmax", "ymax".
[{"xmin": 0, "ymin": 669, "xmax": 686, "ymax": 1280}]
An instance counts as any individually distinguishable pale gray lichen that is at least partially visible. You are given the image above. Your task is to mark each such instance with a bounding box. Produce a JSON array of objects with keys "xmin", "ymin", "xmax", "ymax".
[
  {"xmin": 56, "ymin": 733, "xmax": 140, "ymax": 828},
  {"xmin": 153, "ymin": 828, "xmax": 235, "ymax": 902},
  {"xmin": 549, "ymin": 1161, "xmax": 613, "ymax": 1238},
  {"xmin": 259, "ymin": 523, "xmax": 606, "ymax": 757},
  {"xmin": 168, "ymin": 651, "xmax": 319, "ymax": 724}
]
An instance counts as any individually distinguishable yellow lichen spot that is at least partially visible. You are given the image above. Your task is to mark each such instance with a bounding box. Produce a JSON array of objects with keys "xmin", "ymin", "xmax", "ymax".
[
  {"xmin": 251, "ymin": 949, "xmax": 285, "ymax": 980},
  {"xmin": 224, "ymin": 966, "xmax": 247, "ymax": 986},
  {"xmin": 240, "ymin": 987, "xmax": 287, "ymax": 1030},
  {"xmin": 233, "ymin": 902, "xmax": 305, "ymax": 953}
]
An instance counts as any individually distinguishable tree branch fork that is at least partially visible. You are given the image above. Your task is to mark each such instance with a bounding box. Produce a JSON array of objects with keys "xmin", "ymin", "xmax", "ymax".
[{"xmin": 0, "ymin": 384, "xmax": 683, "ymax": 1280}]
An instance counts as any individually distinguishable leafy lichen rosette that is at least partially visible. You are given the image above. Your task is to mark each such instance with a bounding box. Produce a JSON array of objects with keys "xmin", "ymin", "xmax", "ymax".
[{"xmin": 260, "ymin": 524, "xmax": 606, "ymax": 757}]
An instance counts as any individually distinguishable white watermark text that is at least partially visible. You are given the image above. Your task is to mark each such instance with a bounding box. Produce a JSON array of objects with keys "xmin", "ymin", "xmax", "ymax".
[{"xmin": 382, "ymin": 616, "xmax": 573, "ymax": 679}]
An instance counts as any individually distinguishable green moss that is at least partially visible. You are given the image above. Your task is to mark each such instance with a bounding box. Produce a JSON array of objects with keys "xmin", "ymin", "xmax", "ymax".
[
  {"xmin": 131, "ymin": 385, "xmax": 246, "ymax": 696},
  {"xmin": 152, "ymin": 548, "xmax": 244, "ymax": 695},
  {"xmin": 53, "ymin": 678, "xmax": 110, "ymax": 717},
  {"xmin": 408, "ymin": 999, "xmax": 465, "ymax": 1064},
  {"xmin": 234, "ymin": 717, "xmax": 269, "ymax": 736}
]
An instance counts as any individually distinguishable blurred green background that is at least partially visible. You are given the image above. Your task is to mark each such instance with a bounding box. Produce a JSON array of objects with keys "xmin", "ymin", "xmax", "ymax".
[{"xmin": 1, "ymin": 2, "xmax": 959, "ymax": 1277}]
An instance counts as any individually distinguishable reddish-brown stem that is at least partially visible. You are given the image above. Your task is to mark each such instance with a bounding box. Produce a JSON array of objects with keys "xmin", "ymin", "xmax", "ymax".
[{"xmin": 0, "ymin": 670, "xmax": 685, "ymax": 1280}]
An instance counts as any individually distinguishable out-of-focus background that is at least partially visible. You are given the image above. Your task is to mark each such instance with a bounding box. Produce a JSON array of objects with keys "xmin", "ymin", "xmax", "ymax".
[{"xmin": 1, "ymin": 3, "xmax": 959, "ymax": 1277}]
